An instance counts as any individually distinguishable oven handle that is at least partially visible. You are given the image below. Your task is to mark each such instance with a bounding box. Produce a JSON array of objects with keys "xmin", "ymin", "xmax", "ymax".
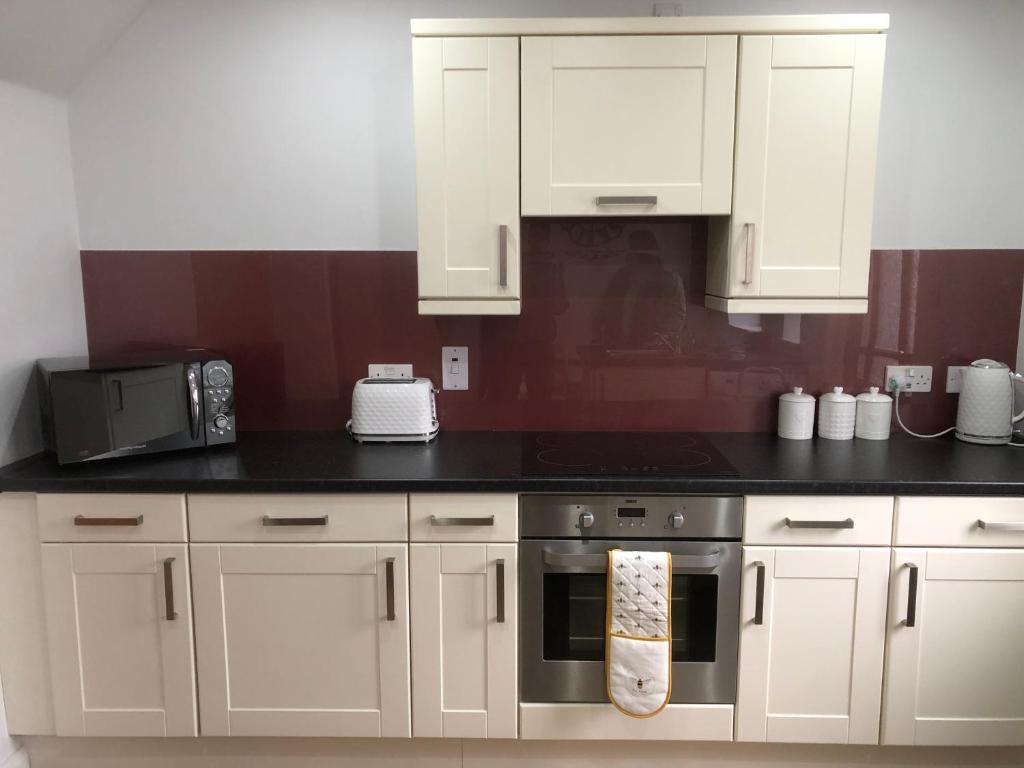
[{"xmin": 541, "ymin": 549, "xmax": 720, "ymax": 572}]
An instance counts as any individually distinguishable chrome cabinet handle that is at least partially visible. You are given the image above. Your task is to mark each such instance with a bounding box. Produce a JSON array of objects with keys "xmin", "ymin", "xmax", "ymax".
[
  {"xmin": 261, "ymin": 515, "xmax": 328, "ymax": 526},
  {"xmin": 74, "ymin": 515, "xmax": 144, "ymax": 526},
  {"xmin": 385, "ymin": 557, "xmax": 396, "ymax": 621},
  {"xmin": 496, "ymin": 558, "xmax": 506, "ymax": 624},
  {"xmin": 429, "ymin": 515, "xmax": 495, "ymax": 527},
  {"xmin": 187, "ymin": 366, "xmax": 201, "ymax": 440},
  {"xmin": 163, "ymin": 557, "xmax": 178, "ymax": 621},
  {"xmin": 498, "ymin": 224, "xmax": 508, "ymax": 288},
  {"xmin": 742, "ymin": 222, "xmax": 755, "ymax": 285},
  {"xmin": 978, "ymin": 520, "xmax": 1024, "ymax": 531},
  {"xmin": 785, "ymin": 518, "xmax": 855, "ymax": 529},
  {"xmin": 595, "ymin": 195, "xmax": 657, "ymax": 207},
  {"xmin": 753, "ymin": 561, "xmax": 766, "ymax": 625},
  {"xmin": 904, "ymin": 563, "xmax": 919, "ymax": 627},
  {"xmin": 542, "ymin": 550, "xmax": 720, "ymax": 572}
]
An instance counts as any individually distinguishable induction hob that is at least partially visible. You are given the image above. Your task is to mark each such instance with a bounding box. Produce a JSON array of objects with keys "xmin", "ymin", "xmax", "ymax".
[{"xmin": 521, "ymin": 432, "xmax": 739, "ymax": 477}]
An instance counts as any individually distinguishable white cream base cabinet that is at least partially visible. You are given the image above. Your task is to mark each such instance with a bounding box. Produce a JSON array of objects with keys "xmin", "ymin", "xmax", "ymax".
[
  {"xmin": 410, "ymin": 544, "xmax": 517, "ymax": 738},
  {"xmin": 40, "ymin": 543, "xmax": 197, "ymax": 736},
  {"xmin": 190, "ymin": 544, "xmax": 411, "ymax": 737},
  {"xmin": 882, "ymin": 548, "xmax": 1024, "ymax": 746},
  {"xmin": 735, "ymin": 546, "xmax": 889, "ymax": 744}
]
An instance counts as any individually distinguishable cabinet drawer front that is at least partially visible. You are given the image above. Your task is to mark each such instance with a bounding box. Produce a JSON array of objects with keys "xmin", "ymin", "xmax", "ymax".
[
  {"xmin": 188, "ymin": 494, "xmax": 407, "ymax": 542},
  {"xmin": 410, "ymin": 494, "xmax": 517, "ymax": 542},
  {"xmin": 896, "ymin": 497, "xmax": 1024, "ymax": 547},
  {"xmin": 37, "ymin": 494, "xmax": 186, "ymax": 543},
  {"xmin": 744, "ymin": 496, "xmax": 893, "ymax": 545}
]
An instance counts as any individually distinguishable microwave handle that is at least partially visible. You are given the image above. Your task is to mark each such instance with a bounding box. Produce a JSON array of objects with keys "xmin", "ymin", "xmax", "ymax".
[
  {"xmin": 108, "ymin": 379, "xmax": 124, "ymax": 412},
  {"xmin": 542, "ymin": 550, "xmax": 720, "ymax": 572},
  {"xmin": 186, "ymin": 367, "xmax": 201, "ymax": 440}
]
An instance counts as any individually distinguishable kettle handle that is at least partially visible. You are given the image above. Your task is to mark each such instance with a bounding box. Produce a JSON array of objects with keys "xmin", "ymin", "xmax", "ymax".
[{"xmin": 1012, "ymin": 372, "xmax": 1024, "ymax": 424}]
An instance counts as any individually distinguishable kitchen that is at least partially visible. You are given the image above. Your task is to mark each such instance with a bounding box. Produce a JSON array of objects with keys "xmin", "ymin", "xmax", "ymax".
[{"xmin": 1, "ymin": 1, "xmax": 1023, "ymax": 767}]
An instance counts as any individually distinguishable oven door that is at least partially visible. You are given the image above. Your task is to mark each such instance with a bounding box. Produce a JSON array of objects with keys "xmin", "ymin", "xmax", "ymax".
[{"xmin": 519, "ymin": 539, "xmax": 739, "ymax": 704}]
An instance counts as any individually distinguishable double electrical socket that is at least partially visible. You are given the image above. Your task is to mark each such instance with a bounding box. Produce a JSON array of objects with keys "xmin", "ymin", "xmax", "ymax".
[{"xmin": 885, "ymin": 364, "xmax": 971, "ymax": 394}]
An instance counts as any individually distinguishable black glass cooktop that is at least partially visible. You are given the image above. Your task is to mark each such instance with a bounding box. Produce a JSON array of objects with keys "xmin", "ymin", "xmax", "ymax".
[{"xmin": 521, "ymin": 432, "xmax": 739, "ymax": 477}]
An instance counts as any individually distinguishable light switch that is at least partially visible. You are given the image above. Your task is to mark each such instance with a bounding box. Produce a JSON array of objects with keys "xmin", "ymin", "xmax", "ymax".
[{"xmin": 442, "ymin": 346, "xmax": 468, "ymax": 390}]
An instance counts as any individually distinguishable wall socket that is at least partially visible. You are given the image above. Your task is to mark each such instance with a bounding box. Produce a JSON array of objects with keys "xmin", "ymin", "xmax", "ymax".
[
  {"xmin": 885, "ymin": 365, "xmax": 933, "ymax": 393},
  {"xmin": 442, "ymin": 346, "xmax": 468, "ymax": 390}
]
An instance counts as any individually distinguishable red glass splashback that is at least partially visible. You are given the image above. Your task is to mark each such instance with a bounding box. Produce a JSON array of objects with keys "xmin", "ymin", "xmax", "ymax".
[{"xmin": 81, "ymin": 219, "xmax": 1024, "ymax": 433}]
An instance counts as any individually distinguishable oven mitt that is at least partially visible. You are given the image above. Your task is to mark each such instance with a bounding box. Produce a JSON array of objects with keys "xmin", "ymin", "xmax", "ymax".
[{"xmin": 606, "ymin": 549, "xmax": 672, "ymax": 717}]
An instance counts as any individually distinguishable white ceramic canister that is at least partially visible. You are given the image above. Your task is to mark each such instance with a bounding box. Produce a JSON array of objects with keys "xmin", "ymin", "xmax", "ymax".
[
  {"xmin": 778, "ymin": 387, "xmax": 816, "ymax": 440},
  {"xmin": 855, "ymin": 386, "xmax": 893, "ymax": 440},
  {"xmin": 818, "ymin": 387, "xmax": 857, "ymax": 440}
]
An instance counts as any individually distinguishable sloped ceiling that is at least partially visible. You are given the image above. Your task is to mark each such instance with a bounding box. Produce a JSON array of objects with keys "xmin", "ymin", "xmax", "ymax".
[{"xmin": 0, "ymin": 0, "xmax": 151, "ymax": 96}]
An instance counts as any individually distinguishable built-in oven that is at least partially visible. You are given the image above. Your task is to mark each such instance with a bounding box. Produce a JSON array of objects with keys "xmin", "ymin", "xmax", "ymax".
[{"xmin": 519, "ymin": 495, "xmax": 742, "ymax": 705}]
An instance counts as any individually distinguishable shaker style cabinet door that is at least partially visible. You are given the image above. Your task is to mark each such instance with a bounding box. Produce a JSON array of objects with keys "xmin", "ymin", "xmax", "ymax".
[
  {"xmin": 706, "ymin": 34, "xmax": 885, "ymax": 310},
  {"xmin": 40, "ymin": 544, "xmax": 196, "ymax": 736},
  {"xmin": 736, "ymin": 547, "xmax": 888, "ymax": 744},
  {"xmin": 191, "ymin": 544, "xmax": 410, "ymax": 737},
  {"xmin": 522, "ymin": 35, "xmax": 736, "ymax": 216},
  {"xmin": 413, "ymin": 36, "xmax": 520, "ymax": 315},
  {"xmin": 410, "ymin": 544, "xmax": 517, "ymax": 738},
  {"xmin": 883, "ymin": 548, "xmax": 1024, "ymax": 746}
]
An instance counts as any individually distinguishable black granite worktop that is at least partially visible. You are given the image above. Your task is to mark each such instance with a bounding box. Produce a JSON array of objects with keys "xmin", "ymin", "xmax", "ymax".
[{"xmin": 1, "ymin": 431, "xmax": 1023, "ymax": 495}]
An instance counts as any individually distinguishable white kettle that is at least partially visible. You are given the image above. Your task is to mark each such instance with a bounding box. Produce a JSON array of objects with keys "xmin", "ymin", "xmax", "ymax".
[{"xmin": 955, "ymin": 359, "xmax": 1024, "ymax": 444}]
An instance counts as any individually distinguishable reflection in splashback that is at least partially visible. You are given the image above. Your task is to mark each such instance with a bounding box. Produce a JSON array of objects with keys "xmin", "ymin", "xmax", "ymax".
[{"xmin": 81, "ymin": 220, "xmax": 1024, "ymax": 434}]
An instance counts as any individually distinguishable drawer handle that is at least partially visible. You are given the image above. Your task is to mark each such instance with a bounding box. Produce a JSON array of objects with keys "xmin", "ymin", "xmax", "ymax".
[
  {"xmin": 785, "ymin": 517, "xmax": 854, "ymax": 529},
  {"xmin": 261, "ymin": 515, "xmax": 328, "ymax": 526},
  {"xmin": 903, "ymin": 562, "xmax": 919, "ymax": 627},
  {"xmin": 163, "ymin": 557, "xmax": 178, "ymax": 621},
  {"xmin": 385, "ymin": 557, "xmax": 396, "ymax": 622},
  {"xmin": 498, "ymin": 224, "xmax": 509, "ymax": 288},
  {"xmin": 595, "ymin": 195, "xmax": 657, "ymax": 207},
  {"xmin": 74, "ymin": 515, "xmax": 144, "ymax": 527},
  {"xmin": 496, "ymin": 558, "xmax": 506, "ymax": 624},
  {"xmin": 978, "ymin": 520, "xmax": 1024, "ymax": 531},
  {"xmin": 429, "ymin": 515, "xmax": 495, "ymax": 527},
  {"xmin": 753, "ymin": 561, "xmax": 766, "ymax": 626},
  {"xmin": 742, "ymin": 222, "xmax": 756, "ymax": 285}
]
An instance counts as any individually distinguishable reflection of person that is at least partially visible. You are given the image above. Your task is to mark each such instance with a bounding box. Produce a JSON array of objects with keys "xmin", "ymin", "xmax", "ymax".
[{"xmin": 599, "ymin": 229, "xmax": 687, "ymax": 353}]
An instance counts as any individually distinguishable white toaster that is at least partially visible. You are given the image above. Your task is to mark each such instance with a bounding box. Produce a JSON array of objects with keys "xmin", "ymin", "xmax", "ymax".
[{"xmin": 347, "ymin": 377, "xmax": 439, "ymax": 443}]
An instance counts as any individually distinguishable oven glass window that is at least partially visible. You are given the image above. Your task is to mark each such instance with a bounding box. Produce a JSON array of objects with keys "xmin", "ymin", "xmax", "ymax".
[{"xmin": 542, "ymin": 573, "xmax": 718, "ymax": 662}]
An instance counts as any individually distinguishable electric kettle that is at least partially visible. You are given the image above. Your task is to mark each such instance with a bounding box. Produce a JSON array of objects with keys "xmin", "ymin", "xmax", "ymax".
[{"xmin": 955, "ymin": 359, "xmax": 1024, "ymax": 444}]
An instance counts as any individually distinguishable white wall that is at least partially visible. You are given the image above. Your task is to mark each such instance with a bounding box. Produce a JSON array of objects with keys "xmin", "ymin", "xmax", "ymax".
[
  {"xmin": 0, "ymin": 81, "xmax": 87, "ymax": 467},
  {"xmin": 68, "ymin": 0, "xmax": 1024, "ymax": 252}
]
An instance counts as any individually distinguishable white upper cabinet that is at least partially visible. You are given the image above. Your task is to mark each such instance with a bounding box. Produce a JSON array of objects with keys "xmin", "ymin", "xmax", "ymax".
[
  {"xmin": 706, "ymin": 34, "xmax": 886, "ymax": 314},
  {"xmin": 521, "ymin": 35, "xmax": 737, "ymax": 216},
  {"xmin": 413, "ymin": 36, "xmax": 520, "ymax": 315}
]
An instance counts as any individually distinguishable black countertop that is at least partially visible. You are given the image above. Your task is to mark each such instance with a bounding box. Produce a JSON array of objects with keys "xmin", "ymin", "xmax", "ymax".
[{"xmin": 1, "ymin": 431, "xmax": 1023, "ymax": 495}]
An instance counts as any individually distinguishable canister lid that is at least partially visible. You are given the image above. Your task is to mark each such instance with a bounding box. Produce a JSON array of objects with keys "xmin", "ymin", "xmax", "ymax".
[
  {"xmin": 857, "ymin": 386, "xmax": 892, "ymax": 403},
  {"xmin": 780, "ymin": 386, "xmax": 815, "ymax": 402},
  {"xmin": 820, "ymin": 386, "xmax": 856, "ymax": 402}
]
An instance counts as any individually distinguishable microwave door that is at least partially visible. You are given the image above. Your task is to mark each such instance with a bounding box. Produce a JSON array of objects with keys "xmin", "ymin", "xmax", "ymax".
[{"xmin": 103, "ymin": 364, "xmax": 191, "ymax": 449}]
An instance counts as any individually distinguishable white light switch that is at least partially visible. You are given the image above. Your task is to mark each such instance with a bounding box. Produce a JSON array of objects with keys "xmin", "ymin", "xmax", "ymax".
[{"xmin": 442, "ymin": 346, "xmax": 468, "ymax": 390}]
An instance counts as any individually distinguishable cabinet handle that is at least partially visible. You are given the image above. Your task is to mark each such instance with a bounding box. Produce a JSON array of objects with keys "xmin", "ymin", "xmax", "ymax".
[
  {"xmin": 385, "ymin": 557, "xmax": 396, "ymax": 621},
  {"xmin": 496, "ymin": 558, "xmax": 506, "ymax": 624},
  {"xmin": 74, "ymin": 515, "xmax": 144, "ymax": 526},
  {"xmin": 429, "ymin": 515, "xmax": 495, "ymax": 527},
  {"xmin": 742, "ymin": 222, "xmax": 755, "ymax": 285},
  {"xmin": 498, "ymin": 224, "xmax": 508, "ymax": 288},
  {"xmin": 163, "ymin": 557, "xmax": 178, "ymax": 621},
  {"xmin": 753, "ymin": 561, "xmax": 766, "ymax": 625},
  {"xmin": 261, "ymin": 515, "xmax": 328, "ymax": 526},
  {"xmin": 785, "ymin": 517, "xmax": 854, "ymax": 529},
  {"xmin": 904, "ymin": 562, "xmax": 919, "ymax": 627},
  {"xmin": 595, "ymin": 195, "xmax": 657, "ymax": 207},
  {"xmin": 978, "ymin": 520, "xmax": 1024, "ymax": 531}
]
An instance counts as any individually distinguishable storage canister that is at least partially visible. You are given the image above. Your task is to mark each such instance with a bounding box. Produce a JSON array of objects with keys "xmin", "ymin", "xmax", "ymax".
[
  {"xmin": 855, "ymin": 386, "xmax": 893, "ymax": 440},
  {"xmin": 778, "ymin": 387, "xmax": 815, "ymax": 440},
  {"xmin": 818, "ymin": 387, "xmax": 857, "ymax": 440}
]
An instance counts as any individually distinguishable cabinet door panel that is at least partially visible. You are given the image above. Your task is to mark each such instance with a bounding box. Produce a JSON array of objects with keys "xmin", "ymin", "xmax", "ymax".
[
  {"xmin": 191, "ymin": 543, "xmax": 410, "ymax": 737},
  {"xmin": 40, "ymin": 543, "xmax": 196, "ymax": 736}
]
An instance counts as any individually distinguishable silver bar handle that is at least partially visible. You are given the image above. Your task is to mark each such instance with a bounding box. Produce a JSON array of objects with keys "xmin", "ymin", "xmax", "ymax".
[
  {"xmin": 542, "ymin": 550, "xmax": 720, "ymax": 572},
  {"xmin": 595, "ymin": 195, "xmax": 657, "ymax": 207},
  {"xmin": 785, "ymin": 518, "xmax": 855, "ymax": 529},
  {"xmin": 430, "ymin": 515, "xmax": 495, "ymax": 527},
  {"xmin": 74, "ymin": 515, "xmax": 144, "ymax": 527},
  {"xmin": 163, "ymin": 557, "xmax": 177, "ymax": 621},
  {"xmin": 385, "ymin": 557, "xmax": 396, "ymax": 621},
  {"xmin": 262, "ymin": 515, "xmax": 328, "ymax": 526},
  {"xmin": 742, "ymin": 222, "xmax": 755, "ymax": 285},
  {"xmin": 498, "ymin": 224, "xmax": 508, "ymax": 288},
  {"xmin": 496, "ymin": 558, "xmax": 506, "ymax": 624},
  {"xmin": 753, "ymin": 561, "xmax": 766, "ymax": 626},
  {"xmin": 978, "ymin": 520, "xmax": 1024, "ymax": 531},
  {"xmin": 187, "ymin": 366, "xmax": 201, "ymax": 440}
]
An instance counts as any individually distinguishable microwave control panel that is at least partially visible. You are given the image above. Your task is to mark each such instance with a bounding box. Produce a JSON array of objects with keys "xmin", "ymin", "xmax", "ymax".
[{"xmin": 202, "ymin": 360, "xmax": 235, "ymax": 445}]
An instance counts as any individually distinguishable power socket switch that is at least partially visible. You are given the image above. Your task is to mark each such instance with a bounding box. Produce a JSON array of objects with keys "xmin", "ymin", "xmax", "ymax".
[
  {"xmin": 442, "ymin": 346, "xmax": 468, "ymax": 391},
  {"xmin": 946, "ymin": 365, "xmax": 969, "ymax": 393},
  {"xmin": 885, "ymin": 365, "xmax": 933, "ymax": 393}
]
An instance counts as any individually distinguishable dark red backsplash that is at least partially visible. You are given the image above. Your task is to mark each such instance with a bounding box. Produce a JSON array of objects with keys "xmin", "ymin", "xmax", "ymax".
[{"xmin": 81, "ymin": 219, "xmax": 1024, "ymax": 433}]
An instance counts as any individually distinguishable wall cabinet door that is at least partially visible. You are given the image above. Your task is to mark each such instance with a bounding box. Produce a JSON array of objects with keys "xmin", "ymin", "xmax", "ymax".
[
  {"xmin": 883, "ymin": 548, "xmax": 1024, "ymax": 746},
  {"xmin": 40, "ymin": 544, "xmax": 196, "ymax": 736},
  {"xmin": 413, "ymin": 36, "xmax": 520, "ymax": 315},
  {"xmin": 522, "ymin": 35, "xmax": 736, "ymax": 216},
  {"xmin": 706, "ymin": 34, "xmax": 885, "ymax": 312},
  {"xmin": 191, "ymin": 544, "xmax": 410, "ymax": 737},
  {"xmin": 410, "ymin": 544, "xmax": 517, "ymax": 738},
  {"xmin": 736, "ymin": 547, "xmax": 888, "ymax": 744}
]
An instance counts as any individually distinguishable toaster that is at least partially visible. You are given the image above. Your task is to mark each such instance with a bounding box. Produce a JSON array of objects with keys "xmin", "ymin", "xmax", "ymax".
[{"xmin": 347, "ymin": 377, "xmax": 439, "ymax": 443}]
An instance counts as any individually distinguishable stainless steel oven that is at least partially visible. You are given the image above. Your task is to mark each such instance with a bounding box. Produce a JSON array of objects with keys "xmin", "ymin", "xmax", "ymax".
[{"xmin": 519, "ymin": 495, "xmax": 742, "ymax": 704}]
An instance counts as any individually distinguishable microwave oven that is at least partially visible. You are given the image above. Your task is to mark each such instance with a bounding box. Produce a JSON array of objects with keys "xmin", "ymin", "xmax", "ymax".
[{"xmin": 37, "ymin": 350, "xmax": 235, "ymax": 464}]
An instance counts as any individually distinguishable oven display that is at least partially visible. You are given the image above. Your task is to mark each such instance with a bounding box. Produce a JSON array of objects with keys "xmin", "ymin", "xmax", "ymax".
[{"xmin": 616, "ymin": 507, "xmax": 647, "ymax": 519}]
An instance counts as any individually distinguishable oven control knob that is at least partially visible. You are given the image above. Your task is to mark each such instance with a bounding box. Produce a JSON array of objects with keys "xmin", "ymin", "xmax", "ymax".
[
  {"xmin": 577, "ymin": 511, "xmax": 595, "ymax": 529},
  {"xmin": 668, "ymin": 512, "xmax": 685, "ymax": 529}
]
